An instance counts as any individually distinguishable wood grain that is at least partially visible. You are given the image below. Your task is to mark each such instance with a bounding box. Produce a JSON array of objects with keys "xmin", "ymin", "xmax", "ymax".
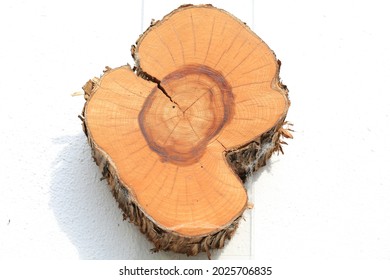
[{"xmin": 80, "ymin": 4, "xmax": 291, "ymax": 258}]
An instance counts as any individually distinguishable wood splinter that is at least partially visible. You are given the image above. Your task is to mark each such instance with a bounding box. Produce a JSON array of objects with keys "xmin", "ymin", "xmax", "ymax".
[{"xmin": 80, "ymin": 4, "xmax": 291, "ymax": 258}]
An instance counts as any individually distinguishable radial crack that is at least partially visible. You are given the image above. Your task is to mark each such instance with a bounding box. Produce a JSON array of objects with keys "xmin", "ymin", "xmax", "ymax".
[
  {"xmin": 136, "ymin": 67, "xmax": 181, "ymax": 109},
  {"xmin": 157, "ymin": 83, "xmax": 180, "ymax": 108}
]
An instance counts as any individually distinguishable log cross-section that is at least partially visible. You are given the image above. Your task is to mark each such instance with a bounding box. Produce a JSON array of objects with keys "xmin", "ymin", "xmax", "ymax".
[{"xmin": 80, "ymin": 4, "xmax": 290, "ymax": 258}]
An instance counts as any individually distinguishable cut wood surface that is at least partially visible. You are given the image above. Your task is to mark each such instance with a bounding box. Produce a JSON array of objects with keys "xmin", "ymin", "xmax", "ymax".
[{"xmin": 81, "ymin": 4, "xmax": 290, "ymax": 258}]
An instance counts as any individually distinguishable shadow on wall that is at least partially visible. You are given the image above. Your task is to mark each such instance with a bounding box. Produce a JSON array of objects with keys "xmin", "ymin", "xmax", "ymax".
[{"xmin": 49, "ymin": 132, "xmax": 218, "ymax": 259}]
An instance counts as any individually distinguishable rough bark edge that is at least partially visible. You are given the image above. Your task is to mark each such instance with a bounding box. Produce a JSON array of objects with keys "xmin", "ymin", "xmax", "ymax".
[
  {"xmin": 79, "ymin": 74, "xmax": 290, "ymax": 259},
  {"xmin": 226, "ymin": 117, "xmax": 289, "ymax": 183}
]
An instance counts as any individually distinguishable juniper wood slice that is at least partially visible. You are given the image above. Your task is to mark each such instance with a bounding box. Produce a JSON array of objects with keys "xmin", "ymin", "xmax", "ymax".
[{"xmin": 80, "ymin": 4, "xmax": 290, "ymax": 258}]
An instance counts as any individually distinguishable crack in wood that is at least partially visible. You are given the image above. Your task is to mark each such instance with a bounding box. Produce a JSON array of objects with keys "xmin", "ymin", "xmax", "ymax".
[{"xmin": 136, "ymin": 68, "xmax": 182, "ymax": 110}]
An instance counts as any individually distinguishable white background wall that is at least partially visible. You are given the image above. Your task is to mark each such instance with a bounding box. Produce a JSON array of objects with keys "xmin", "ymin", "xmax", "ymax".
[{"xmin": 1, "ymin": 0, "xmax": 389, "ymax": 263}]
